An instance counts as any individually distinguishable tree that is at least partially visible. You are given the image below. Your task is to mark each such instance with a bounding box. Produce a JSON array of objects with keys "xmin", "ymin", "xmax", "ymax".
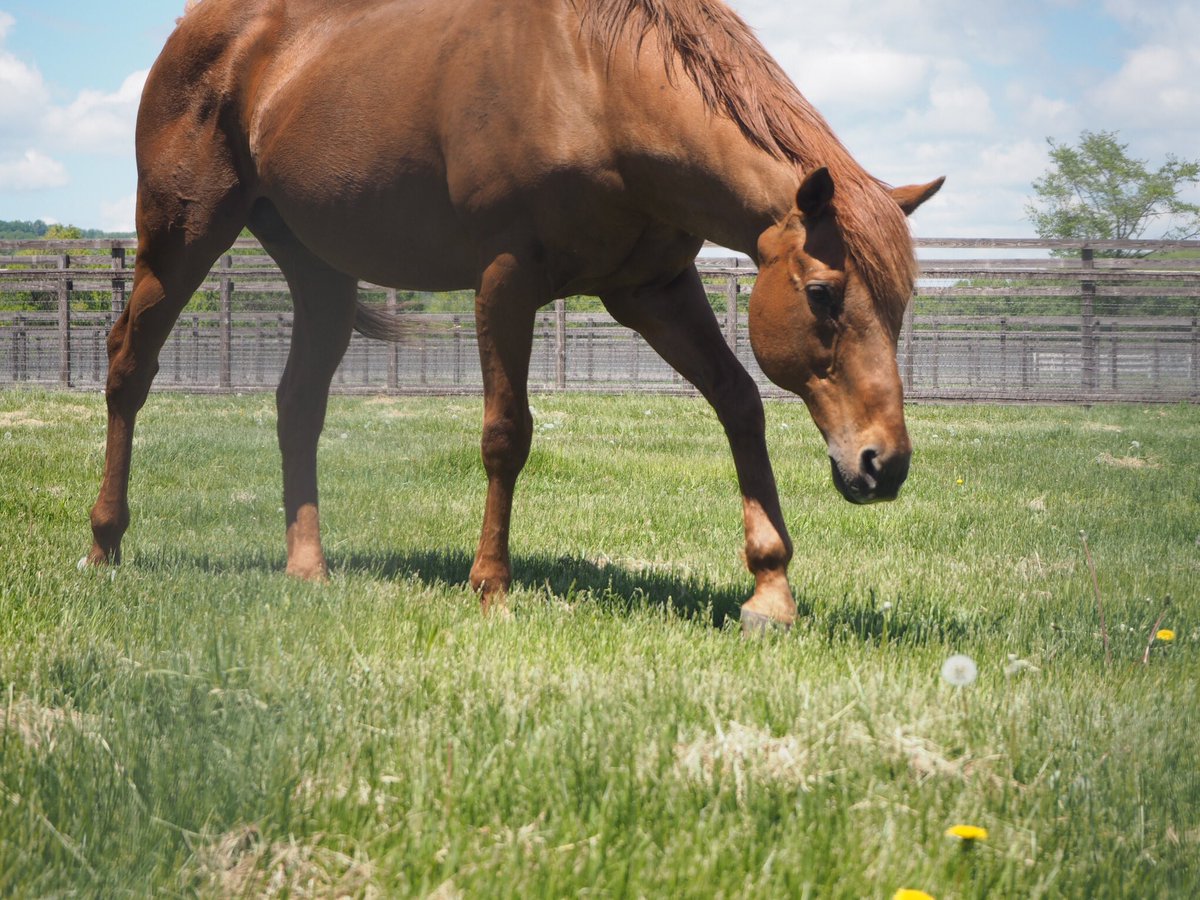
[
  {"xmin": 1026, "ymin": 130, "xmax": 1200, "ymax": 255},
  {"xmin": 43, "ymin": 223, "xmax": 84, "ymax": 240}
]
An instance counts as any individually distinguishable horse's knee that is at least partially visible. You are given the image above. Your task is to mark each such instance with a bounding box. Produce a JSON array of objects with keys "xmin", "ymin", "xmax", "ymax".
[
  {"xmin": 480, "ymin": 409, "xmax": 532, "ymax": 476},
  {"xmin": 715, "ymin": 371, "xmax": 765, "ymax": 435}
]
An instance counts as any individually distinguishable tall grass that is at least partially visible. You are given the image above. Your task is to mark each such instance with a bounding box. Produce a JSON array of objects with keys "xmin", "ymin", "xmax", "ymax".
[{"xmin": 0, "ymin": 391, "xmax": 1197, "ymax": 897}]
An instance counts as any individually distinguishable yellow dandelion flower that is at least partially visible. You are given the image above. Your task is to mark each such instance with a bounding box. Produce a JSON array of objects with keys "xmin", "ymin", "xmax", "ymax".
[
  {"xmin": 893, "ymin": 891, "xmax": 936, "ymax": 900},
  {"xmin": 956, "ymin": 478, "xmax": 964, "ymax": 485},
  {"xmin": 1156, "ymin": 629, "xmax": 1175, "ymax": 642},
  {"xmin": 945, "ymin": 824, "xmax": 988, "ymax": 842}
]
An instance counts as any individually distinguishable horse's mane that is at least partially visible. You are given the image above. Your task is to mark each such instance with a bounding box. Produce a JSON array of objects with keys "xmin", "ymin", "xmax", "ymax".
[{"xmin": 574, "ymin": 0, "xmax": 917, "ymax": 317}]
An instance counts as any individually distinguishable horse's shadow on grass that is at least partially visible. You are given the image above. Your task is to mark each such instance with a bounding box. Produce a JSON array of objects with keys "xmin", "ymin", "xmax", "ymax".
[
  {"xmin": 139, "ymin": 545, "xmax": 973, "ymax": 644},
  {"xmin": 139, "ymin": 544, "xmax": 754, "ymax": 626},
  {"xmin": 338, "ymin": 547, "xmax": 753, "ymax": 628}
]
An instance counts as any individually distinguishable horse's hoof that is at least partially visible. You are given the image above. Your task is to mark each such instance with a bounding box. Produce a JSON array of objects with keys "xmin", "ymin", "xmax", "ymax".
[
  {"xmin": 740, "ymin": 609, "xmax": 792, "ymax": 636},
  {"xmin": 481, "ymin": 594, "xmax": 513, "ymax": 620}
]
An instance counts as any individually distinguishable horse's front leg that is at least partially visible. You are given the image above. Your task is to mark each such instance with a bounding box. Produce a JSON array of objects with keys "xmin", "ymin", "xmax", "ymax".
[
  {"xmin": 603, "ymin": 265, "xmax": 796, "ymax": 630},
  {"xmin": 469, "ymin": 253, "xmax": 542, "ymax": 613}
]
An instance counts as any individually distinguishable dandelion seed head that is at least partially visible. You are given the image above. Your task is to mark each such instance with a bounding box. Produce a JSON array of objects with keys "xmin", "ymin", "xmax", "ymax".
[{"xmin": 941, "ymin": 654, "xmax": 978, "ymax": 687}]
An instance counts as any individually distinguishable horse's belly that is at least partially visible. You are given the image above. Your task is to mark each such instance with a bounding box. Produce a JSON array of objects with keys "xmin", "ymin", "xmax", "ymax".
[{"xmin": 260, "ymin": 175, "xmax": 479, "ymax": 290}]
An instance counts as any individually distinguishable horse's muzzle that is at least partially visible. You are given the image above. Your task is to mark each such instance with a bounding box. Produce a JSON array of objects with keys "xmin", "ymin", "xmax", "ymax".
[{"xmin": 829, "ymin": 445, "xmax": 911, "ymax": 504}]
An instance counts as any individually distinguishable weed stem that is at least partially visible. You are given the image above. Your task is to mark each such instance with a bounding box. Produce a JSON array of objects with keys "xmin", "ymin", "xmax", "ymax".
[
  {"xmin": 1141, "ymin": 596, "xmax": 1172, "ymax": 666},
  {"xmin": 1079, "ymin": 531, "xmax": 1111, "ymax": 667}
]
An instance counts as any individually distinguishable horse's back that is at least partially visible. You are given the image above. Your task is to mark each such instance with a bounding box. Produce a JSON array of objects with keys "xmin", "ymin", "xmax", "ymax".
[{"xmin": 141, "ymin": 0, "xmax": 700, "ymax": 292}]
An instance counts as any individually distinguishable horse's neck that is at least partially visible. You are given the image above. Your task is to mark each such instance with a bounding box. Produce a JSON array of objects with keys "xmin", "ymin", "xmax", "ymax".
[{"xmin": 608, "ymin": 56, "xmax": 799, "ymax": 259}]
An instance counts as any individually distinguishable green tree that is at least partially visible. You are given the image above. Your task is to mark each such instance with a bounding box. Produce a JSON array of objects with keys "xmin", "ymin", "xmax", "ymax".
[
  {"xmin": 1026, "ymin": 130, "xmax": 1200, "ymax": 255},
  {"xmin": 42, "ymin": 223, "xmax": 85, "ymax": 240}
]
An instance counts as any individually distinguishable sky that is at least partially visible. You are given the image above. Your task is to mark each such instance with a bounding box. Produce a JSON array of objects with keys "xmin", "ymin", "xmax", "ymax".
[{"xmin": 1, "ymin": 0, "xmax": 1198, "ymax": 237}]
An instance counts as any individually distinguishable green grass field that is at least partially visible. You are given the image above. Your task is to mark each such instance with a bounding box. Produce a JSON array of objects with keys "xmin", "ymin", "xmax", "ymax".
[{"xmin": 1, "ymin": 390, "xmax": 1197, "ymax": 898}]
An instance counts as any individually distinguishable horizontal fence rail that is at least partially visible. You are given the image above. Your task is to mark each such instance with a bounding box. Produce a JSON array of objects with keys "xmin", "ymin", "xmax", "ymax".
[{"xmin": 1, "ymin": 237, "xmax": 1197, "ymax": 402}]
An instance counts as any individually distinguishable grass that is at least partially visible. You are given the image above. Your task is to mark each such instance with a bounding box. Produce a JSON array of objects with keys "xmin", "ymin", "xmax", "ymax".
[{"xmin": 0, "ymin": 390, "xmax": 1197, "ymax": 898}]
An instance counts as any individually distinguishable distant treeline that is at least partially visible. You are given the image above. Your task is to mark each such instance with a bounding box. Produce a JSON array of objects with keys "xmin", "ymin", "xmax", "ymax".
[{"xmin": 0, "ymin": 220, "xmax": 134, "ymax": 240}]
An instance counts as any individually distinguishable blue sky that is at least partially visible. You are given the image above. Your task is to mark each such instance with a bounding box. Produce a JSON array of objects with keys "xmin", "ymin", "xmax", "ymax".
[{"xmin": 2, "ymin": 0, "xmax": 1198, "ymax": 236}]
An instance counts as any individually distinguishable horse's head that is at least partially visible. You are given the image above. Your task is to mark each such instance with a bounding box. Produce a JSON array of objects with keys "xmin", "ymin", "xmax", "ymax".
[{"xmin": 749, "ymin": 167, "xmax": 943, "ymax": 504}]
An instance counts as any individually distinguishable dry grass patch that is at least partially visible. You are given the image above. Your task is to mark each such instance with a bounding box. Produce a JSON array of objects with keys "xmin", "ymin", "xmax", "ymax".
[
  {"xmin": 185, "ymin": 825, "xmax": 376, "ymax": 899},
  {"xmin": 1096, "ymin": 452, "xmax": 1160, "ymax": 470},
  {"xmin": 673, "ymin": 721, "xmax": 820, "ymax": 799},
  {"xmin": 0, "ymin": 411, "xmax": 51, "ymax": 428},
  {"xmin": 2, "ymin": 697, "xmax": 103, "ymax": 752}
]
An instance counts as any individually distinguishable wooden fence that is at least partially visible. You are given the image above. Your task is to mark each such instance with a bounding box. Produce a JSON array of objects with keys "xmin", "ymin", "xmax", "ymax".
[{"xmin": 1, "ymin": 237, "xmax": 1198, "ymax": 401}]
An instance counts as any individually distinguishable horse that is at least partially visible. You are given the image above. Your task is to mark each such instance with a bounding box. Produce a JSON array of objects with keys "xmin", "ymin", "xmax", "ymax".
[{"xmin": 87, "ymin": 0, "xmax": 943, "ymax": 630}]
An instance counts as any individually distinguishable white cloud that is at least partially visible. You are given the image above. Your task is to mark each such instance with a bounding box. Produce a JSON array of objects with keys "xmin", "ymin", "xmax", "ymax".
[
  {"xmin": 775, "ymin": 35, "xmax": 931, "ymax": 110},
  {"xmin": 973, "ymin": 140, "xmax": 1049, "ymax": 188},
  {"xmin": 0, "ymin": 52, "xmax": 50, "ymax": 140},
  {"xmin": 0, "ymin": 149, "xmax": 68, "ymax": 190},
  {"xmin": 1089, "ymin": 44, "xmax": 1200, "ymax": 130},
  {"xmin": 43, "ymin": 69, "xmax": 147, "ymax": 156},
  {"xmin": 99, "ymin": 192, "xmax": 137, "ymax": 233},
  {"xmin": 902, "ymin": 63, "xmax": 996, "ymax": 135}
]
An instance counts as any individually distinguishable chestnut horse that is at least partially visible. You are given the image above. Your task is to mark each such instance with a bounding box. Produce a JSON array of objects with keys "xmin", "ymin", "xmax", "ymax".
[{"xmin": 88, "ymin": 0, "xmax": 942, "ymax": 629}]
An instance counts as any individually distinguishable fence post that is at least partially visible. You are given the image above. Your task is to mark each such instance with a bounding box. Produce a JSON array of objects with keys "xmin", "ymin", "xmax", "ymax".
[
  {"xmin": 387, "ymin": 288, "xmax": 399, "ymax": 391},
  {"xmin": 1080, "ymin": 247, "xmax": 1096, "ymax": 392},
  {"xmin": 1020, "ymin": 327, "xmax": 1030, "ymax": 390},
  {"xmin": 554, "ymin": 298, "xmax": 567, "ymax": 390},
  {"xmin": 930, "ymin": 316, "xmax": 940, "ymax": 391},
  {"xmin": 191, "ymin": 315, "xmax": 200, "ymax": 381},
  {"xmin": 1192, "ymin": 316, "xmax": 1199, "ymax": 394},
  {"xmin": 903, "ymin": 295, "xmax": 915, "ymax": 393},
  {"xmin": 725, "ymin": 275, "xmax": 738, "ymax": 352},
  {"xmin": 998, "ymin": 316, "xmax": 1007, "ymax": 388},
  {"xmin": 58, "ymin": 253, "xmax": 72, "ymax": 388},
  {"xmin": 255, "ymin": 325, "xmax": 265, "ymax": 384},
  {"xmin": 452, "ymin": 315, "xmax": 462, "ymax": 384},
  {"xmin": 419, "ymin": 322, "xmax": 428, "ymax": 386},
  {"xmin": 586, "ymin": 318, "xmax": 595, "ymax": 382},
  {"xmin": 11, "ymin": 315, "xmax": 23, "ymax": 381},
  {"xmin": 110, "ymin": 246, "xmax": 126, "ymax": 316},
  {"xmin": 219, "ymin": 254, "xmax": 233, "ymax": 389},
  {"xmin": 1108, "ymin": 322, "xmax": 1118, "ymax": 392},
  {"xmin": 93, "ymin": 327, "xmax": 104, "ymax": 383}
]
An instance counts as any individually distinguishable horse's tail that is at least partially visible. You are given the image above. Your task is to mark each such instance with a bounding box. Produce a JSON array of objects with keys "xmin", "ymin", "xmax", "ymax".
[{"xmin": 353, "ymin": 301, "xmax": 413, "ymax": 343}]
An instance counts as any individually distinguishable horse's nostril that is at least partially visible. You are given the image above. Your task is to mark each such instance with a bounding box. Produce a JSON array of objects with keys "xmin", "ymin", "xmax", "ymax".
[{"xmin": 860, "ymin": 447, "xmax": 881, "ymax": 476}]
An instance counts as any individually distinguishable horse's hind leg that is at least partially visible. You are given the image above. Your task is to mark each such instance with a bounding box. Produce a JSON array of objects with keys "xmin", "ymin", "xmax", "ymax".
[
  {"xmin": 252, "ymin": 211, "xmax": 357, "ymax": 579},
  {"xmin": 469, "ymin": 251, "xmax": 543, "ymax": 613},
  {"xmin": 88, "ymin": 178, "xmax": 247, "ymax": 565}
]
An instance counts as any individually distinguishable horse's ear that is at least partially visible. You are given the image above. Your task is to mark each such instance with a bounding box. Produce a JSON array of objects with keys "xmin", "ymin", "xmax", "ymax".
[
  {"xmin": 796, "ymin": 167, "xmax": 835, "ymax": 220},
  {"xmin": 892, "ymin": 177, "xmax": 945, "ymax": 217}
]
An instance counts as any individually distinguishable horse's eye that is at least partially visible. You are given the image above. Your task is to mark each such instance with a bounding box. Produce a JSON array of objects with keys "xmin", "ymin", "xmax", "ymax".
[{"xmin": 806, "ymin": 283, "xmax": 836, "ymax": 308}]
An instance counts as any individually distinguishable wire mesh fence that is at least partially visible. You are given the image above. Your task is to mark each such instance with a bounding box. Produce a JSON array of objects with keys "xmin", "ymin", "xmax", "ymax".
[{"xmin": 2, "ymin": 237, "xmax": 1197, "ymax": 401}]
